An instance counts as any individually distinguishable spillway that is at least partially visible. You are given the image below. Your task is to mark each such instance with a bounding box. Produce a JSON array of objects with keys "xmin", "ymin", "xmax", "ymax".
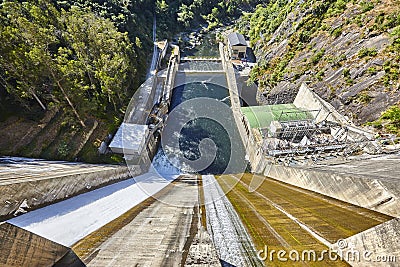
[{"xmin": 152, "ymin": 60, "xmax": 247, "ymax": 175}]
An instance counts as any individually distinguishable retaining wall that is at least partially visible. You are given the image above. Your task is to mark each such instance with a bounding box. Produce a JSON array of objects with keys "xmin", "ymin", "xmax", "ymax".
[
  {"xmin": 0, "ymin": 166, "xmax": 133, "ymax": 220},
  {"xmin": 262, "ymin": 163, "xmax": 399, "ymax": 218},
  {"xmin": 0, "ymin": 222, "xmax": 84, "ymax": 267},
  {"xmin": 332, "ymin": 218, "xmax": 400, "ymax": 267}
]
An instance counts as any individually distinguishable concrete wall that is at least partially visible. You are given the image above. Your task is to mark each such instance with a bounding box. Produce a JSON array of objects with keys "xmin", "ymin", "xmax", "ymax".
[
  {"xmin": 294, "ymin": 83, "xmax": 351, "ymax": 125},
  {"xmin": 0, "ymin": 166, "xmax": 133, "ymax": 220},
  {"xmin": 0, "ymin": 222, "xmax": 84, "ymax": 267},
  {"xmin": 331, "ymin": 218, "xmax": 400, "ymax": 267},
  {"xmin": 293, "ymin": 83, "xmax": 375, "ymax": 141},
  {"xmin": 263, "ymin": 163, "xmax": 399, "ymax": 218},
  {"xmin": 163, "ymin": 45, "xmax": 180, "ymax": 103},
  {"xmin": 220, "ymin": 42, "xmax": 263, "ymax": 172}
]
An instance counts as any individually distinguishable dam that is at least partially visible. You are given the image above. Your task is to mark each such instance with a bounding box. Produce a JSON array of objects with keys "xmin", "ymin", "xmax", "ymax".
[{"xmin": 0, "ymin": 36, "xmax": 399, "ymax": 267}]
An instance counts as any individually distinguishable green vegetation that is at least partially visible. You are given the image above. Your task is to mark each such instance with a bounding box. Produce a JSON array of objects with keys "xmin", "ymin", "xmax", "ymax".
[
  {"xmin": 243, "ymin": 0, "xmax": 338, "ymax": 85},
  {"xmin": 156, "ymin": 0, "xmax": 262, "ymax": 35},
  {"xmin": 369, "ymin": 105, "xmax": 400, "ymax": 136},
  {"xmin": 382, "ymin": 61, "xmax": 399, "ymax": 86},
  {"xmin": 0, "ymin": 0, "xmax": 152, "ymax": 118},
  {"xmin": 0, "ymin": 0, "xmax": 262, "ymax": 120},
  {"xmin": 0, "ymin": 0, "xmax": 263, "ymax": 162},
  {"xmin": 342, "ymin": 68, "xmax": 354, "ymax": 85},
  {"xmin": 360, "ymin": 1, "xmax": 374, "ymax": 13},
  {"xmin": 356, "ymin": 92, "xmax": 373, "ymax": 104},
  {"xmin": 327, "ymin": 54, "xmax": 347, "ymax": 68},
  {"xmin": 1, "ymin": 0, "xmax": 399, "ymax": 160},
  {"xmin": 326, "ymin": 0, "xmax": 349, "ymax": 17},
  {"xmin": 316, "ymin": 70, "xmax": 325, "ymax": 81},
  {"xmin": 381, "ymin": 105, "xmax": 400, "ymax": 135},
  {"xmin": 343, "ymin": 68, "xmax": 351, "ymax": 78},
  {"xmin": 330, "ymin": 26, "xmax": 342, "ymax": 38},
  {"xmin": 367, "ymin": 67, "xmax": 378, "ymax": 75},
  {"xmin": 242, "ymin": 0, "xmax": 398, "ymax": 118},
  {"xmin": 358, "ymin": 47, "xmax": 378, "ymax": 58},
  {"xmin": 311, "ymin": 49, "xmax": 325, "ymax": 65},
  {"xmin": 0, "ymin": 0, "xmax": 156, "ymax": 162}
]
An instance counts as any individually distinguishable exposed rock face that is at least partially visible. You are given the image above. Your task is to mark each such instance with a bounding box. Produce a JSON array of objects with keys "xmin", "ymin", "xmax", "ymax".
[{"xmin": 249, "ymin": 0, "xmax": 400, "ymax": 125}]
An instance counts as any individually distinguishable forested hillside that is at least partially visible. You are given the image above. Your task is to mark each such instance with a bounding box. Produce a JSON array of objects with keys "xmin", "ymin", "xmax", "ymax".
[
  {"xmin": 0, "ymin": 0, "xmax": 156, "ymax": 162},
  {"xmin": 155, "ymin": 0, "xmax": 261, "ymax": 34},
  {"xmin": 237, "ymin": 0, "xmax": 400, "ymax": 136},
  {"xmin": 3, "ymin": 0, "xmax": 398, "ymax": 162},
  {"xmin": 0, "ymin": 0, "xmax": 261, "ymax": 162}
]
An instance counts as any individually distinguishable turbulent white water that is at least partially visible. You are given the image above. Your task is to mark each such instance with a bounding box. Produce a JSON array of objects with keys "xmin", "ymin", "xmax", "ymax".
[
  {"xmin": 150, "ymin": 148, "xmax": 182, "ymax": 175},
  {"xmin": 202, "ymin": 175, "xmax": 263, "ymax": 267}
]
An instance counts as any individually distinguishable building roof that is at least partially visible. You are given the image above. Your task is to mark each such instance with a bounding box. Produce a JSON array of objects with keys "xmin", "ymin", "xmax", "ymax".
[
  {"xmin": 227, "ymin": 32, "xmax": 247, "ymax": 47},
  {"xmin": 241, "ymin": 104, "xmax": 313, "ymax": 129},
  {"xmin": 109, "ymin": 123, "xmax": 149, "ymax": 154}
]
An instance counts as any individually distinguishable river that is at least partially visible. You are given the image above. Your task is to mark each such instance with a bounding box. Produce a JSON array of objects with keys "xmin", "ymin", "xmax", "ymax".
[{"xmin": 152, "ymin": 35, "xmax": 246, "ymax": 175}]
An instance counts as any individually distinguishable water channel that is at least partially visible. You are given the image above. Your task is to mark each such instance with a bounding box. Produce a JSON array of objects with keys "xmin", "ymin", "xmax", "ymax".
[{"xmin": 153, "ymin": 36, "xmax": 246, "ymax": 175}]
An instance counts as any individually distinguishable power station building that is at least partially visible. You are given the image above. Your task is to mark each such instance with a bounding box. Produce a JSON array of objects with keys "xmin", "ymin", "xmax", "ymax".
[{"xmin": 227, "ymin": 32, "xmax": 247, "ymax": 60}]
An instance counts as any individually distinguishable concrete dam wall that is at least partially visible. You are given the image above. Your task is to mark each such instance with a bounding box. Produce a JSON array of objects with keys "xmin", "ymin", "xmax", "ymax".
[
  {"xmin": 262, "ymin": 158, "xmax": 399, "ymax": 218},
  {"xmin": 257, "ymin": 155, "xmax": 400, "ymax": 265},
  {"xmin": 0, "ymin": 222, "xmax": 84, "ymax": 267},
  {"xmin": 0, "ymin": 160, "xmax": 134, "ymax": 220},
  {"xmin": 332, "ymin": 218, "xmax": 400, "ymax": 267}
]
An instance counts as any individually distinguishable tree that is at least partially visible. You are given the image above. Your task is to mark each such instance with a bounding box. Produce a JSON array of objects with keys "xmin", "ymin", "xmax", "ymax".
[
  {"xmin": 156, "ymin": 0, "xmax": 169, "ymax": 14},
  {"xmin": 177, "ymin": 4, "xmax": 194, "ymax": 27},
  {"xmin": 0, "ymin": 0, "xmax": 136, "ymax": 127},
  {"xmin": 0, "ymin": 0, "xmax": 57, "ymax": 111},
  {"xmin": 61, "ymin": 6, "xmax": 135, "ymax": 113}
]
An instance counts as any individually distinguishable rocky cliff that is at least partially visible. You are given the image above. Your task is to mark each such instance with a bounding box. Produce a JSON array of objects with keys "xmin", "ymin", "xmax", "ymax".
[{"xmin": 241, "ymin": 0, "xmax": 399, "ymax": 133}]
